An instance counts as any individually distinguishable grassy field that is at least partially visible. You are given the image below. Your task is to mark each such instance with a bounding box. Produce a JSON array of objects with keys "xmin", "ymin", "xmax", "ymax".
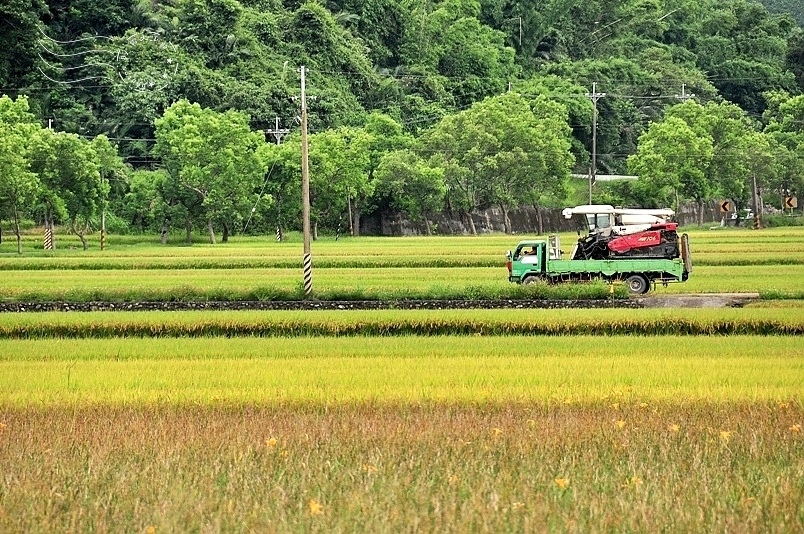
[
  {"xmin": 2, "ymin": 403, "xmax": 802, "ymax": 532},
  {"xmin": 1, "ymin": 226, "xmax": 804, "ymax": 300},
  {"xmin": 1, "ymin": 227, "xmax": 803, "ymax": 531}
]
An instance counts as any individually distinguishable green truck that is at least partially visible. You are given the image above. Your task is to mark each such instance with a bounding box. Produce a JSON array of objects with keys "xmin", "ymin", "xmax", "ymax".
[{"xmin": 506, "ymin": 234, "xmax": 692, "ymax": 294}]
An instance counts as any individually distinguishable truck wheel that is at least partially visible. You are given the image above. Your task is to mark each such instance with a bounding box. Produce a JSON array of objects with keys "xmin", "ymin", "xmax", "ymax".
[
  {"xmin": 522, "ymin": 275, "xmax": 543, "ymax": 285},
  {"xmin": 625, "ymin": 274, "xmax": 648, "ymax": 295}
]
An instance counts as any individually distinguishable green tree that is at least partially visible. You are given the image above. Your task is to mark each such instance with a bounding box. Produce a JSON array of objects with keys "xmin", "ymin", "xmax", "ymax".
[
  {"xmin": 154, "ymin": 100, "xmax": 269, "ymax": 244},
  {"xmin": 177, "ymin": 0, "xmax": 242, "ymax": 68},
  {"xmin": 374, "ymin": 149, "xmax": 446, "ymax": 235},
  {"xmin": 512, "ymin": 75, "xmax": 593, "ymax": 167},
  {"xmin": 118, "ymin": 169, "xmax": 163, "ymax": 233},
  {"xmin": 421, "ymin": 92, "xmax": 572, "ymax": 234},
  {"xmin": 260, "ymin": 137, "xmax": 302, "ymax": 238},
  {"xmin": 404, "ymin": 0, "xmax": 516, "ymax": 109},
  {"xmin": 763, "ymin": 92, "xmax": 804, "ymax": 203},
  {"xmin": 628, "ymin": 116, "xmax": 714, "ymax": 217},
  {"xmin": 359, "ymin": 112, "xmax": 413, "ymax": 235},
  {"xmin": 0, "ymin": 95, "xmax": 42, "ymax": 253},
  {"xmin": 307, "ymin": 126, "xmax": 370, "ymax": 238},
  {"xmin": 0, "ymin": 0, "xmax": 47, "ymax": 88},
  {"xmin": 30, "ymin": 130, "xmax": 105, "ymax": 250},
  {"xmin": 665, "ymin": 100, "xmax": 775, "ymax": 222},
  {"xmin": 91, "ymin": 135, "xmax": 128, "ymax": 237}
]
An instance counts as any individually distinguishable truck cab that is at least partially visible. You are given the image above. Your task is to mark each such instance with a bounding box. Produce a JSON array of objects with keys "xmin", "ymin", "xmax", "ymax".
[{"xmin": 506, "ymin": 237, "xmax": 562, "ymax": 284}]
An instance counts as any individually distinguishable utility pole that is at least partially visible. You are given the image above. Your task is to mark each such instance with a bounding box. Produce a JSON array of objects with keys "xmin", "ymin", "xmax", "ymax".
[
  {"xmin": 101, "ymin": 198, "xmax": 106, "ymax": 250},
  {"xmin": 586, "ymin": 82, "xmax": 605, "ymax": 204},
  {"xmin": 300, "ymin": 66, "xmax": 312, "ymax": 296},
  {"xmin": 751, "ymin": 172, "xmax": 762, "ymax": 230},
  {"xmin": 265, "ymin": 117, "xmax": 290, "ymax": 145},
  {"xmin": 675, "ymin": 83, "xmax": 695, "ymax": 102},
  {"xmin": 505, "ymin": 17, "xmax": 522, "ymax": 47}
]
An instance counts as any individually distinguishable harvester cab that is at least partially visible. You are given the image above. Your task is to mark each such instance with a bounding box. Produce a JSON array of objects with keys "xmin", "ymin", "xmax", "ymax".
[{"xmin": 562, "ymin": 205, "xmax": 680, "ymax": 260}]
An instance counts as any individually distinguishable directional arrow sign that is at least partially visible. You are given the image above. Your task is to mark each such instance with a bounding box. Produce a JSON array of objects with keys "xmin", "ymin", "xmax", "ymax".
[
  {"xmin": 719, "ymin": 200, "xmax": 731, "ymax": 213},
  {"xmin": 785, "ymin": 196, "xmax": 797, "ymax": 208}
]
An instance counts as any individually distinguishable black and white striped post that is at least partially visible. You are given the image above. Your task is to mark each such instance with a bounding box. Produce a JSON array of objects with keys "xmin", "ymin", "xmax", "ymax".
[
  {"xmin": 300, "ymin": 66, "xmax": 313, "ymax": 297},
  {"xmin": 43, "ymin": 224, "xmax": 54, "ymax": 250}
]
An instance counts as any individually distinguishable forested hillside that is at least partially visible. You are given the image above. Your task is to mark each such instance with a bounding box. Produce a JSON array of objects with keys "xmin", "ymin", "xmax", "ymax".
[
  {"xmin": 0, "ymin": 0, "xmax": 802, "ymax": 242},
  {"xmin": 759, "ymin": 0, "xmax": 804, "ymax": 25}
]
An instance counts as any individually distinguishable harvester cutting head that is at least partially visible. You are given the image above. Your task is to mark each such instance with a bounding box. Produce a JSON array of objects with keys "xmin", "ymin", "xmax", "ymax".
[{"xmin": 562, "ymin": 205, "xmax": 680, "ymax": 260}]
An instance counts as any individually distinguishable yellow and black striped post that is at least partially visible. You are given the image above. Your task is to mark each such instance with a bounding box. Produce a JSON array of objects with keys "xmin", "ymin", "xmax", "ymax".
[
  {"xmin": 303, "ymin": 253, "xmax": 312, "ymax": 295},
  {"xmin": 753, "ymin": 214, "xmax": 761, "ymax": 230},
  {"xmin": 43, "ymin": 226, "xmax": 54, "ymax": 250}
]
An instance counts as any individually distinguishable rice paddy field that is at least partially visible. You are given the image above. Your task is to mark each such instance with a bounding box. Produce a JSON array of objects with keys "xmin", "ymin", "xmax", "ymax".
[{"xmin": 1, "ymin": 226, "xmax": 803, "ymax": 532}]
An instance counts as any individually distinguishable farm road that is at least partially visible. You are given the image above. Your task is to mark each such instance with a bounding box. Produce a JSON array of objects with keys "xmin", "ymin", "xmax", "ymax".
[
  {"xmin": 0, "ymin": 294, "xmax": 759, "ymax": 313},
  {"xmin": 637, "ymin": 293, "xmax": 760, "ymax": 308}
]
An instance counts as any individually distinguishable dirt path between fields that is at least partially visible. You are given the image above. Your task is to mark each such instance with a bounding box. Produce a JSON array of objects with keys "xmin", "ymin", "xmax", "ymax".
[
  {"xmin": 0, "ymin": 294, "xmax": 761, "ymax": 312},
  {"xmin": 636, "ymin": 293, "xmax": 761, "ymax": 308}
]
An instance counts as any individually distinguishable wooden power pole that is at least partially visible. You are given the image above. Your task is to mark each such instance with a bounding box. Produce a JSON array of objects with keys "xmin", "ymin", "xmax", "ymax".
[{"xmin": 300, "ymin": 66, "xmax": 312, "ymax": 296}]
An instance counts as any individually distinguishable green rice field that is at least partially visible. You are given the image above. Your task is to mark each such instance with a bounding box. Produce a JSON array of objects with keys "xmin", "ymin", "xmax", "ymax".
[
  {"xmin": 1, "ymin": 226, "xmax": 804, "ymax": 300},
  {"xmin": 1, "ymin": 227, "xmax": 803, "ymax": 532}
]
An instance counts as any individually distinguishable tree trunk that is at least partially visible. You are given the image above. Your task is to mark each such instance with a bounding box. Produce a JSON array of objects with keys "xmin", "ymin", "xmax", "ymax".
[
  {"xmin": 466, "ymin": 211, "xmax": 477, "ymax": 235},
  {"xmin": 500, "ymin": 203, "xmax": 511, "ymax": 234},
  {"xmin": 222, "ymin": 222, "xmax": 230, "ymax": 243},
  {"xmin": 70, "ymin": 220, "xmax": 88, "ymax": 250},
  {"xmin": 185, "ymin": 217, "xmax": 192, "ymax": 244},
  {"xmin": 13, "ymin": 206, "xmax": 22, "ymax": 254},
  {"xmin": 160, "ymin": 219, "xmax": 169, "ymax": 245},
  {"xmin": 424, "ymin": 216, "xmax": 432, "ymax": 236},
  {"xmin": 353, "ymin": 207, "xmax": 361, "ymax": 237},
  {"xmin": 697, "ymin": 200, "xmax": 705, "ymax": 227},
  {"xmin": 313, "ymin": 221, "xmax": 318, "ymax": 241},
  {"xmin": 535, "ymin": 204, "xmax": 544, "ymax": 235},
  {"xmin": 207, "ymin": 219, "xmax": 216, "ymax": 244}
]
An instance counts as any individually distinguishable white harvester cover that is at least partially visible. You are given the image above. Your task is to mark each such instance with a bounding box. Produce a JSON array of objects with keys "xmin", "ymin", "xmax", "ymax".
[{"xmin": 561, "ymin": 205, "xmax": 675, "ymax": 236}]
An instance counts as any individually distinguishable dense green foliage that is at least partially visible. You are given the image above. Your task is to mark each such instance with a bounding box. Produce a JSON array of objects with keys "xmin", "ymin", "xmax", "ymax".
[
  {"xmin": 760, "ymin": 0, "xmax": 804, "ymax": 25},
  {"xmin": 0, "ymin": 0, "xmax": 801, "ymax": 242}
]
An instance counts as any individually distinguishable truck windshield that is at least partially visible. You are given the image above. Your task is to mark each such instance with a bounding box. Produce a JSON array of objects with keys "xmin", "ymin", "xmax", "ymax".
[{"xmin": 585, "ymin": 214, "xmax": 611, "ymax": 231}]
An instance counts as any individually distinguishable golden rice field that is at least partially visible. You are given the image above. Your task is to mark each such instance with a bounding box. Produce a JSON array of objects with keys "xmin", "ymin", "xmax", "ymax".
[
  {"xmin": 1, "ymin": 227, "xmax": 803, "ymax": 532},
  {"xmin": 1, "ymin": 333, "xmax": 803, "ymax": 406}
]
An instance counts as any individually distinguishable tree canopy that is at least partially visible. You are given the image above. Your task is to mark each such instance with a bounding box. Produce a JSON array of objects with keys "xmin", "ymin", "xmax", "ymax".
[{"xmin": 0, "ymin": 0, "xmax": 801, "ymax": 242}]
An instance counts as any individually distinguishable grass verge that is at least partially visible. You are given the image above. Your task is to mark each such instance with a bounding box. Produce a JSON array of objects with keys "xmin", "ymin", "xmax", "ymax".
[{"xmin": 1, "ymin": 403, "xmax": 801, "ymax": 533}]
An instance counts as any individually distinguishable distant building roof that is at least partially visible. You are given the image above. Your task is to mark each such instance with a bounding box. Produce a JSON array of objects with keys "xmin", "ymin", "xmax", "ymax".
[{"xmin": 570, "ymin": 174, "xmax": 638, "ymax": 181}]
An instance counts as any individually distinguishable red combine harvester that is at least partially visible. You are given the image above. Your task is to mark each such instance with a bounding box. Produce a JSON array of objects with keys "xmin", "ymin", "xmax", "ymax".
[{"xmin": 562, "ymin": 205, "xmax": 680, "ymax": 260}]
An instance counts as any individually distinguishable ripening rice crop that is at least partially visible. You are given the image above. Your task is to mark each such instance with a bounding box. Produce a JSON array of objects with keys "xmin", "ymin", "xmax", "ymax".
[
  {"xmin": 1, "ymin": 334, "xmax": 802, "ymax": 406},
  {"xmin": 0, "ymin": 308, "xmax": 801, "ymax": 339}
]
